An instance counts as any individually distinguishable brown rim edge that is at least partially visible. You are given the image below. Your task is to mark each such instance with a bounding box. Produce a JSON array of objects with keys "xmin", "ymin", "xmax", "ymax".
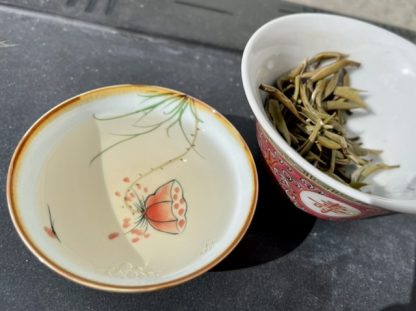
[{"xmin": 6, "ymin": 84, "xmax": 258, "ymax": 293}]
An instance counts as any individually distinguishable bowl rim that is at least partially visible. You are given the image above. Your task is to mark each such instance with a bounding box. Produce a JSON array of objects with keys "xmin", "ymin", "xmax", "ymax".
[
  {"xmin": 241, "ymin": 13, "xmax": 416, "ymax": 213},
  {"xmin": 6, "ymin": 84, "xmax": 258, "ymax": 292}
]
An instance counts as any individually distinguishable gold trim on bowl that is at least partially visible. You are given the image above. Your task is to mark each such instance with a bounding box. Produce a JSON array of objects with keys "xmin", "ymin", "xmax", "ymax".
[{"xmin": 6, "ymin": 84, "xmax": 258, "ymax": 292}]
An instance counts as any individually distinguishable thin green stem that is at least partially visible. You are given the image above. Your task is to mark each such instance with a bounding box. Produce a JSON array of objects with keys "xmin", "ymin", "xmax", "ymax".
[
  {"xmin": 190, "ymin": 100, "xmax": 204, "ymax": 123},
  {"xmin": 90, "ymin": 124, "xmax": 164, "ymax": 165},
  {"xmin": 132, "ymin": 99, "xmax": 186, "ymax": 130},
  {"xmin": 123, "ymin": 100, "xmax": 201, "ymax": 205},
  {"xmin": 166, "ymin": 104, "xmax": 187, "ymax": 137},
  {"xmin": 94, "ymin": 94, "xmax": 178, "ymax": 121},
  {"xmin": 110, "ymin": 101, "xmax": 186, "ymax": 136},
  {"xmin": 162, "ymin": 99, "xmax": 184, "ymax": 115},
  {"xmin": 132, "ymin": 96, "xmax": 180, "ymax": 126}
]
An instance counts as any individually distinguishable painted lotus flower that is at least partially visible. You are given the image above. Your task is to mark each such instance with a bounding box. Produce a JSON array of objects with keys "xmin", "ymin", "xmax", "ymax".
[
  {"xmin": 143, "ymin": 180, "xmax": 187, "ymax": 234},
  {"xmin": 108, "ymin": 179, "xmax": 188, "ymax": 243}
]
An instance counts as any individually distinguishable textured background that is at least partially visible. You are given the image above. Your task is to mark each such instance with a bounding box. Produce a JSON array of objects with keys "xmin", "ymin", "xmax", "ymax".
[{"xmin": 287, "ymin": 0, "xmax": 416, "ymax": 31}]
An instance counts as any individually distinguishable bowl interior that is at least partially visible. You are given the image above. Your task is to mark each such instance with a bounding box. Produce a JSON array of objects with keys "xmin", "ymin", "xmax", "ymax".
[
  {"xmin": 8, "ymin": 85, "xmax": 257, "ymax": 290},
  {"xmin": 242, "ymin": 14, "xmax": 416, "ymax": 202}
]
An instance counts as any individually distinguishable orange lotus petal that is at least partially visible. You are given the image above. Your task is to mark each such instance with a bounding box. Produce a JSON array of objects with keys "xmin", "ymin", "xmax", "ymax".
[
  {"xmin": 146, "ymin": 202, "xmax": 176, "ymax": 222},
  {"xmin": 146, "ymin": 182, "xmax": 171, "ymax": 207},
  {"xmin": 147, "ymin": 219, "xmax": 183, "ymax": 234}
]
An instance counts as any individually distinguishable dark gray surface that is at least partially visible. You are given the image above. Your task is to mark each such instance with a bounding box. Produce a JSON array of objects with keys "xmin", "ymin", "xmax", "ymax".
[
  {"xmin": 0, "ymin": 0, "xmax": 316, "ymax": 50},
  {"xmin": 0, "ymin": 4, "xmax": 415, "ymax": 311},
  {"xmin": 1, "ymin": 0, "xmax": 415, "ymax": 51}
]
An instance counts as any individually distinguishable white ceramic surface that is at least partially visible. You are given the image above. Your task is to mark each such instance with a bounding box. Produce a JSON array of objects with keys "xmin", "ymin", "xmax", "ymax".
[
  {"xmin": 242, "ymin": 13, "xmax": 416, "ymax": 213},
  {"xmin": 7, "ymin": 85, "xmax": 258, "ymax": 291}
]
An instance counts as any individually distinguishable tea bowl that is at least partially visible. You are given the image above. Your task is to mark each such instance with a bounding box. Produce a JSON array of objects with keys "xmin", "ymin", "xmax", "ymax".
[
  {"xmin": 241, "ymin": 13, "xmax": 416, "ymax": 219},
  {"xmin": 7, "ymin": 85, "xmax": 258, "ymax": 291}
]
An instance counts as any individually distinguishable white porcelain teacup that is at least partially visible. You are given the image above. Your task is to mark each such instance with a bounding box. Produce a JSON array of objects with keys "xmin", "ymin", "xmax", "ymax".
[{"xmin": 7, "ymin": 85, "xmax": 258, "ymax": 291}]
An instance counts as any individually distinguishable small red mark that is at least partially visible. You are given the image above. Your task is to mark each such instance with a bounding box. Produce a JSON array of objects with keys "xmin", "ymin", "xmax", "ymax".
[
  {"xmin": 178, "ymin": 209, "xmax": 185, "ymax": 216},
  {"xmin": 174, "ymin": 187, "xmax": 180, "ymax": 193},
  {"xmin": 144, "ymin": 233, "xmax": 150, "ymax": 238},
  {"xmin": 123, "ymin": 218, "xmax": 131, "ymax": 227},
  {"xmin": 173, "ymin": 194, "xmax": 178, "ymax": 200},
  {"xmin": 144, "ymin": 187, "xmax": 148, "ymax": 193},
  {"xmin": 108, "ymin": 232, "xmax": 119, "ymax": 240},
  {"xmin": 124, "ymin": 196, "xmax": 131, "ymax": 202},
  {"xmin": 178, "ymin": 219, "xmax": 185, "ymax": 228},
  {"xmin": 123, "ymin": 177, "xmax": 130, "ymax": 183},
  {"xmin": 44, "ymin": 227, "xmax": 55, "ymax": 239},
  {"xmin": 131, "ymin": 237, "xmax": 140, "ymax": 243},
  {"xmin": 174, "ymin": 203, "xmax": 179, "ymax": 209},
  {"xmin": 180, "ymin": 198, "xmax": 185, "ymax": 204},
  {"xmin": 115, "ymin": 191, "xmax": 121, "ymax": 197},
  {"xmin": 136, "ymin": 183, "xmax": 141, "ymax": 189},
  {"xmin": 131, "ymin": 229, "xmax": 144, "ymax": 235}
]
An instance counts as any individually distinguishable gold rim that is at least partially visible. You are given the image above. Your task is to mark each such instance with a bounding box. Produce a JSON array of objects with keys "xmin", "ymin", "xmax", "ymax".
[{"xmin": 6, "ymin": 84, "xmax": 258, "ymax": 292}]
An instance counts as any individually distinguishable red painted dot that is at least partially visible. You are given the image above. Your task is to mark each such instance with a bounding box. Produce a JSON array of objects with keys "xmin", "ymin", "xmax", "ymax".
[
  {"xmin": 180, "ymin": 198, "xmax": 185, "ymax": 204},
  {"xmin": 115, "ymin": 191, "xmax": 121, "ymax": 197},
  {"xmin": 122, "ymin": 223, "xmax": 130, "ymax": 229},
  {"xmin": 123, "ymin": 218, "xmax": 131, "ymax": 222},
  {"xmin": 178, "ymin": 219, "xmax": 185, "ymax": 228},
  {"xmin": 131, "ymin": 229, "xmax": 144, "ymax": 235},
  {"xmin": 108, "ymin": 232, "xmax": 119, "ymax": 240},
  {"xmin": 174, "ymin": 203, "xmax": 179, "ymax": 209},
  {"xmin": 174, "ymin": 187, "xmax": 180, "ymax": 193},
  {"xmin": 144, "ymin": 233, "xmax": 150, "ymax": 238},
  {"xmin": 173, "ymin": 194, "xmax": 178, "ymax": 200},
  {"xmin": 44, "ymin": 227, "xmax": 55, "ymax": 239},
  {"xmin": 123, "ymin": 177, "xmax": 130, "ymax": 183},
  {"xmin": 178, "ymin": 209, "xmax": 185, "ymax": 216},
  {"xmin": 131, "ymin": 237, "xmax": 140, "ymax": 243}
]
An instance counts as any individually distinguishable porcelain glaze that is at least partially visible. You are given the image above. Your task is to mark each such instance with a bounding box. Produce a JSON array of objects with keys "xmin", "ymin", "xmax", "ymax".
[
  {"xmin": 7, "ymin": 85, "xmax": 258, "ymax": 291},
  {"xmin": 242, "ymin": 14, "xmax": 416, "ymax": 217}
]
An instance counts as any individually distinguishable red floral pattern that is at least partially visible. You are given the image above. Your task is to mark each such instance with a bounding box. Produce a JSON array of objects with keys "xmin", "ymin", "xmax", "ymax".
[{"xmin": 256, "ymin": 123, "xmax": 388, "ymax": 220}]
